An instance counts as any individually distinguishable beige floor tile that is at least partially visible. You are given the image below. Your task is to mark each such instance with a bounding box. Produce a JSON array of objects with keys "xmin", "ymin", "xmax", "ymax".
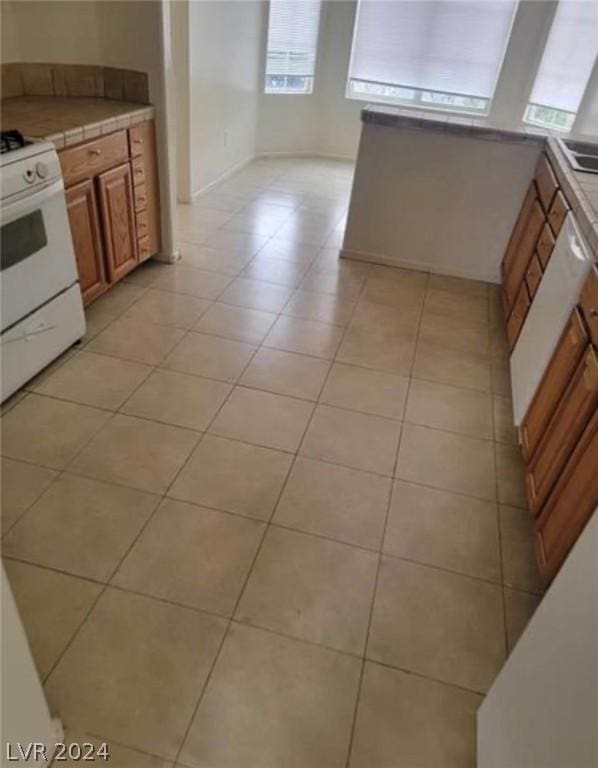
[
  {"xmin": 499, "ymin": 504, "xmax": 543, "ymax": 593},
  {"xmin": 122, "ymin": 258, "xmax": 171, "ymax": 288},
  {"xmin": 320, "ymin": 363, "xmax": 408, "ymax": 419},
  {"xmin": 169, "ymin": 434, "xmax": 292, "ymax": 520},
  {"xmin": 258, "ymin": 238, "xmax": 320, "ymax": 265},
  {"xmin": 274, "ymin": 457, "xmax": 390, "ymax": 549},
  {"xmin": 1, "ymin": 458, "xmax": 58, "ymax": 533},
  {"xmin": 1, "ymin": 395, "xmax": 110, "ymax": 470},
  {"xmin": 349, "ymin": 300, "xmax": 421, "ymax": 335},
  {"xmin": 3, "ymin": 474, "xmax": 158, "ymax": 581},
  {"xmin": 0, "ymin": 389, "xmax": 27, "ymax": 416},
  {"xmin": 264, "ymin": 315, "xmax": 343, "ymax": 359},
  {"xmin": 81, "ymin": 302, "xmax": 119, "ymax": 344},
  {"xmin": 424, "ymin": 288, "xmax": 488, "ymax": 325},
  {"xmin": 283, "ymin": 289, "xmax": 355, "ymax": 326},
  {"xmin": 368, "ymin": 557, "xmax": 505, "ymax": 692},
  {"xmin": 301, "ymin": 404, "xmax": 401, "ymax": 475},
  {"xmin": 367, "ymin": 264, "xmax": 427, "ymax": 285},
  {"xmin": 179, "ymin": 622, "xmax": 360, "ymax": 768},
  {"xmin": 397, "ymin": 423, "xmax": 496, "ymax": 501},
  {"xmin": 33, "ymin": 352, "xmax": 151, "ymax": 410},
  {"xmin": 428, "ymin": 273, "xmax": 488, "ymax": 299},
  {"xmin": 496, "ymin": 443, "xmax": 528, "ymax": 509},
  {"xmin": 494, "ymin": 396, "xmax": 518, "ymax": 444},
  {"xmin": 336, "ymin": 327, "xmax": 416, "ymax": 375},
  {"xmin": 179, "ymin": 242, "xmax": 250, "ymax": 275},
  {"xmin": 210, "ymin": 387, "xmax": 313, "ymax": 452},
  {"xmin": 241, "ymin": 256, "xmax": 307, "ymax": 287},
  {"xmin": 23, "ymin": 347, "xmax": 79, "ymax": 390},
  {"xmin": 45, "ymin": 588, "xmax": 227, "ymax": 760},
  {"xmin": 70, "ymin": 414, "xmax": 200, "ymax": 494},
  {"xmin": 60, "ymin": 733, "xmax": 171, "ymax": 768},
  {"xmin": 123, "ymin": 289, "xmax": 212, "ymax": 329},
  {"xmin": 219, "ymin": 277, "xmax": 293, "ymax": 312},
  {"xmin": 86, "ymin": 318, "xmax": 185, "ymax": 365},
  {"xmin": 384, "ymin": 481, "xmax": 500, "ymax": 581},
  {"xmin": 413, "ymin": 339, "xmax": 491, "ymax": 391},
  {"xmin": 489, "ymin": 284, "xmax": 504, "ymax": 327},
  {"xmin": 4, "ymin": 560, "xmax": 101, "ymax": 679},
  {"xmin": 121, "ymin": 370, "xmax": 231, "ymax": 430},
  {"xmin": 151, "ymin": 265, "xmax": 232, "ymax": 299},
  {"xmin": 419, "ymin": 311, "xmax": 490, "ymax": 357},
  {"xmin": 162, "ymin": 332, "xmax": 255, "ymax": 383},
  {"xmin": 194, "ymin": 302, "xmax": 276, "ymax": 344},
  {"xmin": 490, "ymin": 324, "xmax": 510, "ymax": 363},
  {"xmin": 204, "ymin": 229, "xmax": 268, "ymax": 257},
  {"xmin": 504, "ymin": 587, "xmax": 541, "ymax": 652},
  {"xmin": 349, "ymin": 662, "xmax": 480, "ymax": 768},
  {"xmin": 405, "ymin": 378, "xmax": 493, "ymax": 438},
  {"xmin": 491, "ymin": 357, "xmax": 513, "ymax": 398},
  {"xmin": 113, "ymin": 499, "xmax": 264, "ymax": 615},
  {"xmin": 240, "ymin": 348, "xmax": 330, "ymax": 400},
  {"xmin": 88, "ymin": 282, "xmax": 147, "ymax": 316},
  {"xmin": 236, "ymin": 527, "xmax": 377, "ymax": 654},
  {"xmin": 361, "ymin": 276, "xmax": 427, "ymax": 309},
  {"xmin": 299, "ymin": 270, "xmax": 365, "ymax": 299}
]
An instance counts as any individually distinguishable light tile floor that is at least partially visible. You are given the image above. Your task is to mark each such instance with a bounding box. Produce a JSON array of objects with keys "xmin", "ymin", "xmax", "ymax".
[{"xmin": 1, "ymin": 157, "xmax": 543, "ymax": 767}]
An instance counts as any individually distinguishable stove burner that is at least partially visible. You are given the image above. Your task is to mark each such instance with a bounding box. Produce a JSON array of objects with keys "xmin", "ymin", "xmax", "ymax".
[{"xmin": 0, "ymin": 130, "xmax": 29, "ymax": 154}]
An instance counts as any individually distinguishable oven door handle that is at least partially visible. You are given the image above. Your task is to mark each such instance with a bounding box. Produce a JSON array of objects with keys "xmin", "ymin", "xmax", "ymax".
[{"xmin": 0, "ymin": 179, "xmax": 65, "ymax": 226}]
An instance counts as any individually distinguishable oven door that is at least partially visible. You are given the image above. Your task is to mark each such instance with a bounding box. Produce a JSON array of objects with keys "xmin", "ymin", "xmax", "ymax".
[{"xmin": 0, "ymin": 178, "xmax": 79, "ymax": 332}]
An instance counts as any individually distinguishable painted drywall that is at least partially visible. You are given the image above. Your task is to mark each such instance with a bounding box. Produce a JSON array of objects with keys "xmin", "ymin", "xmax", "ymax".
[
  {"xmin": 478, "ymin": 510, "xmax": 598, "ymax": 768},
  {"xmin": 343, "ymin": 122, "xmax": 541, "ymax": 283},
  {"xmin": 186, "ymin": 0, "xmax": 265, "ymax": 197},
  {"xmin": 1, "ymin": 0, "xmax": 177, "ymax": 260}
]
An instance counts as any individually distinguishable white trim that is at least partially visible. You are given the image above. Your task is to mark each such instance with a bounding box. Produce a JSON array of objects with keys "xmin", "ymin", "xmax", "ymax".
[
  {"xmin": 189, "ymin": 154, "xmax": 256, "ymax": 201},
  {"xmin": 340, "ymin": 247, "xmax": 501, "ymax": 285},
  {"xmin": 256, "ymin": 150, "xmax": 355, "ymax": 162}
]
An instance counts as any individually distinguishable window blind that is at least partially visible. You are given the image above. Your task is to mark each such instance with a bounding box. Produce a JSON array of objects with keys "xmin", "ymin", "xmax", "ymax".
[
  {"xmin": 266, "ymin": 0, "xmax": 322, "ymax": 79},
  {"xmin": 529, "ymin": 0, "xmax": 598, "ymax": 114},
  {"xmin": 348, "ymin": 0, "xmax": 518, "ymax": 100}
]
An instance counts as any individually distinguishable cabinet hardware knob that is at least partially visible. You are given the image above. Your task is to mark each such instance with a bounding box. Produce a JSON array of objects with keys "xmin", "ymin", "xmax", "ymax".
[
  {"xmin": 133, "ymin": 139, "xmax": 143, "ymax": 144},
  {"xmin": 590, "ymin": 308, "xmax": 598, "ymax": 318},
  {"xmin": 88, "ymin": 149, "xmax": 101, "ymax": 156}
]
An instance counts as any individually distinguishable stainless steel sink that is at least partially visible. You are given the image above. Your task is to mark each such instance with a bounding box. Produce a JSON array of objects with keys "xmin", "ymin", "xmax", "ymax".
[{"xmin": 559, "ymin": 138, "xmax": 598, "ymax": 173}]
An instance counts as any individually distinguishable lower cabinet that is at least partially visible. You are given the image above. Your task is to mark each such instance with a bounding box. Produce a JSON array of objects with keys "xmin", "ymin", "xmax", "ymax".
[
  {"xmin": 64, "ymin": 179, "xmax": 107, "ymax": 304},
  {"xmin": 97, "ymin": 163, "xmax": 138, "ymax": 282}
]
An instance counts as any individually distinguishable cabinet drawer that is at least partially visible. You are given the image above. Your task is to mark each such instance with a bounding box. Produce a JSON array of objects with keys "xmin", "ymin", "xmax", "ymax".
[
  {"xmin": 525, "ymin": 252, "xmax": 543, "ymax": 300},
  {"xmin": 580, "ymin": 266, "xmax": 598, "ymax": 347},
  {"xmin": 527, "ymin": 345, "xmax": 598, "ymax": 514},
  {"xmin": 503, "ymin": 197, "xmax": 545, "ymax": 313},
  {"xmin": 535, "ymin": 154, "xmax": 559, "ymax": 213},
  {"xmin": 506, "ymin": 281, "xmax": 531, "ymax": 350},
  {"xmin": 520, "ymin": 309, "xmax": 588, "ymax": 461},
  {"xmin": 536, "ymin": 223, "xmax": 556, "ymax": 269},
  {"xmin": 547, "ymin": 191, "xmax": 569, "ymax": 237},
  {"xmin": 60, "ymin": 131, "xmax": 129, "ymax": 187},
  {"xmin": 129, "ymin": 122, "xmax": 148, "ymax": 157},
  {"xmin": 137, "ymin": 234, "xmax": 151, "ymax": 262},
  {"xmin": 135, "ymin": 209, "xmax": 149, "ymax": 238},
  {"xmin": 133, "ymin": 183, "xmax": 148, "ymax": 213},
  {"xmin": 535, "ymin": 408, "xmax": 598, "ymax": 583},
  {"xmin": 131, "ymin": 156, "xmax": 146, "ymax": 187}
]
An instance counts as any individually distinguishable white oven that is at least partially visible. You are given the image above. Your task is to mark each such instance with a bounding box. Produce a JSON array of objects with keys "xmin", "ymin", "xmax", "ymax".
[{"xmin": 1, "ymin": 138, "xmax": 85, "ymax": 400}]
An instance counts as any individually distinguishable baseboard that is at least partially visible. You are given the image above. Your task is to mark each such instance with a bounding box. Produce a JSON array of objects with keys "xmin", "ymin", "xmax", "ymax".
[
  {"xmin": 256, "ymin": 150, "xmax": 356, "ymax": 162},
  {"xmin": 340, "ymin": 247, "xmax": 501, "ymax": 284},
  {"xmin": 189, "ymin": 154, "xmax": 257, "ymax": 202}
]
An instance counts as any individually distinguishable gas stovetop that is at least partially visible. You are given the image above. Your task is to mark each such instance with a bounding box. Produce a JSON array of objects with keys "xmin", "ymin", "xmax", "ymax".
[{"xmin": 0, "ymin": 130, "xmax": 31, "ymax": 155}]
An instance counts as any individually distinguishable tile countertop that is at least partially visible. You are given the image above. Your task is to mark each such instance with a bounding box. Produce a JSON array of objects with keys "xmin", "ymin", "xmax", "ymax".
[
  {"xmin": 0, "ymin": 96, "xmax": 155, "ymax": 149},
  {"xmin": 361, "ymin": 104, "xmax": 598, "ymax": 260}
]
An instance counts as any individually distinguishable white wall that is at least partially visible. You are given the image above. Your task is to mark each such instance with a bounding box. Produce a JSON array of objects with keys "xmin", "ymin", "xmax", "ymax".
[
  {"xmin": 478, "ymin": 510, "xmax": 598, "ymax": 768},
  {"xmin": 183, "ymin": 0, "xmax": 265, "ymax": 197}
]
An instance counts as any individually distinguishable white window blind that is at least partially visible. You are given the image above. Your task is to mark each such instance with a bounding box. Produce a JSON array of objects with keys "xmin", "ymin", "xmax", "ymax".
[
  {"xmin": 529, "ymin": 0, "xmax": 598, "ymax": 117},
  {"xmin": 347, "ymin": 0, "xmax": 518, "ymax": 112},
  {"xmin": 265, "ymin": 0, "xmax": 322, "ymax": 94}
]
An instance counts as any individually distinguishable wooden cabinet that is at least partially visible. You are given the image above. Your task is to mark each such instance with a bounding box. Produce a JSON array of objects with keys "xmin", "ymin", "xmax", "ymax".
[
  {"xmin": 97, "ymin": 163, "xmax": 138, "ymax": 282},
  {"xmin": 535, "ymin": 408, "xmax": 598, "ymax": 582},
  {"xmin": 520, "ymin": 309, "xmax": 588, "ymax": 461},
  {"xmin": 535, "ymin": 154, "xmax": 558, "ymax": 212},
  {"xmin": 580, "ymin": 266, "xmax": 598, "ymax": 347},
  {"xmin": 536, "ymin": 222, "xmax": 556, "ymax": 268},
  {"xmin": 507, "ymin": 281, "xmax": 531, "ymax": 350},
  {"xmin": 61, "ymin": 119, "xmax": 161, "ymax": 305},
  {"xmin": 65, "ymin": 179, "xmax": 107, "ymax": 304},
  {"xmin": 502, "ymin": 189, "xmax": 544, "ymax": 312},
  {"xmin": 525, "ymin": 253, "xmax": 543, "ymax": 300},
  {"xmin": 526, "ymin": 346, "xmax": 598, "ymax": 514}
]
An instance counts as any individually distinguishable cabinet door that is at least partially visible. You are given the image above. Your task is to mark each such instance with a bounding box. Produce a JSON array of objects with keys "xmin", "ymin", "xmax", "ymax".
[
  {"xmin": 129, "ymin": 120, "xmax": 161, "ymax": 260},
  {"xmin": 97, "ymin": 162, "xmax": 138, "ymax": 282},
  {"xmin": 535, "ymin": 408, "xmax": 598, "ymax": 583},
  {"xmin": 520, "ymin": 309, "xmax": 588, "ymax": 461},
  {"xmin": 64, "ymin": 179, "xmax": 107, "ymax": 305},
  {"xmin": 526, "ymin": 346, "xmax": 598, "ymax": 514},
  {"xmin": 580, "ymin": 266, "xmax": 598, "ymax": 347},
  {"xmin": 506, "ymin": 280, "xmax": 531, "ymax": 350},
  {"xmin": 502, "ymin": 185, "xmax": 545, "ymax": 313}
]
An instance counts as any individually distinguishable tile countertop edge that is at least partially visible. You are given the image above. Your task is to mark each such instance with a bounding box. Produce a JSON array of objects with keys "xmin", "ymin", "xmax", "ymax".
[
  {"xmin": 42, "ymin": 105, "xmax": 155, "ymax": 150},
  {"xmin": 360, "ymin": 104, "xmax": 598, "ymax": 261}
]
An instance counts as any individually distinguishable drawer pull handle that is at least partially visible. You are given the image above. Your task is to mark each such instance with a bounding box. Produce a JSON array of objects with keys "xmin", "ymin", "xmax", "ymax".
[
  {"xmin": 133, "ymin": 138, "xmax": 143, "ymax": 144},
  {"xmin": 88, "ymin": 149, "xmax": 101, "ymax": 156},
  {"xmin": 590, "ymin": 309, "xmax": 598, "ymax": 318}
]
